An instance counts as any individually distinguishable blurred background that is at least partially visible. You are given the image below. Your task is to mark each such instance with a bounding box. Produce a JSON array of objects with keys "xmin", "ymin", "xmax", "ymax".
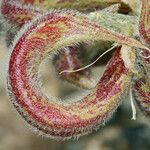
[{"xmin": 0, "ymin": 0, "xmax": 150, "ymax": 150}]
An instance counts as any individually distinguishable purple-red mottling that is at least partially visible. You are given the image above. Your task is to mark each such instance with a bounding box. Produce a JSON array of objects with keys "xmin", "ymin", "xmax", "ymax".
[
  {"xmin": 9, "ymin": 19, "xmax": 129, "ymax": 136},
  {"xmin": 1, "ymin": 0, "xmax": 41, "ymax": 26},
  {"xmin": 5, "ymin": 1, "xmax": 131, "ymax": 136},
  {"xmin": 134, "ymin": 78, "xmax": 150, "ymax": 116},
  {"xmin": 139, "ymin": 0, "xmax": 150, "ymax": 47}
]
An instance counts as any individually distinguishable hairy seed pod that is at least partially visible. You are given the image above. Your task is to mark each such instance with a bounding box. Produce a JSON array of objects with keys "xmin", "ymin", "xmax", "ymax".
[
  {"xmin": 8, "ymin": 10, "xmax": 139, "ymax": 139},
  {"xmin": 133, "ymin": 0, "xmax": 150, "ymax": 117},
  {"xmin": 1, "ymin": 0, "xmax": 96, "ymax": 89},
  {"xmin": 1, "ymin": 0, "xmax": 42, "ymax": 26},
  {"xmin": 139, "ymin": 0, "xmax": 150, "ymax": 47}
]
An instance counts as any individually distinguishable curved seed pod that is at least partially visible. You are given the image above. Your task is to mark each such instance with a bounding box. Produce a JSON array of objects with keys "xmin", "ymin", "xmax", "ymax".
[
  {"xmin": 54, "ymin": 46, "xmax": 96, "ymax": 89},
  {"xmin": 139, "ymin": 0, "xmax": 150, "ymax": 46},
  {"xmin": 2, "ymin": 0, "xmax": 147, "ymax": 90},
  {"xmin": 8, "ymin": 11, "xmax": 137, "ymax": 139},
  {"xmin": 1, "ymin": 0, "xmax": 96, "ymax": 89}
]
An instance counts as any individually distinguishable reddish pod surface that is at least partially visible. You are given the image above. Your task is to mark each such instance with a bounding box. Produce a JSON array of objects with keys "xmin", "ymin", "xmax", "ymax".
[
  {"xmin": 133, "ymin": 53, "xmax": 150, "ymax": 117},
  {"xmin": 1, "ymin": 0, "xmax": 42, "ymax": 26},
  {"xmin": 134, "ymin": 77, "xmax": 150, "ymax": 116},
  {"xmin": 1, "ymin": 0, "xmax": 96, "ymax": 89},
  {"xmin": 139, "ymin": 0, "xmax": 150, "ymax": 46},
  {"xmin": 133, "ymin": 0, "xmax": 150, "ymax": 116},
  {"xmin": 3, "ymin": 0, "xmax": 150, "ymax": 139},
  {"xmin": 8, "ymin": 11, "xmax": 138, "ymax": 139},
  {"xmin": 2, "ymin": 0, "xmax": 146, "ymax": 89}
]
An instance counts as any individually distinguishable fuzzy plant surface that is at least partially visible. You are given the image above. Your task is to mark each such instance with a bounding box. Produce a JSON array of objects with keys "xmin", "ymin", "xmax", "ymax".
[{"xmin": 0, "ymin": 0, "xmax": 150, "ymax": 140}]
